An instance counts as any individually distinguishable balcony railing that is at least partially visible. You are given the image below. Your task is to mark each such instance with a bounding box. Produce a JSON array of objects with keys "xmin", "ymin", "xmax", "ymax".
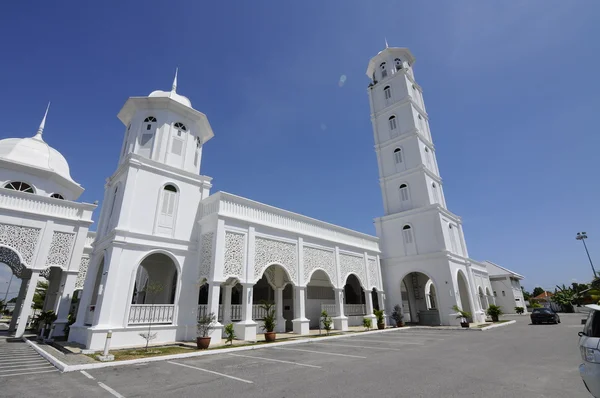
[
  {"xmin": 128, "ymin": 304, "xmax": 175, "ymax": 325},
  {"xmin": 197, "ymin": 304, "xmax": 268, "ymax": 321},
  {"xmin": 0, "ymin": 188, "xmax": 95, "ymax": 222},
  {"xmin": 320, "ymin": 303, "xmax": 366, "ymax": 317}
]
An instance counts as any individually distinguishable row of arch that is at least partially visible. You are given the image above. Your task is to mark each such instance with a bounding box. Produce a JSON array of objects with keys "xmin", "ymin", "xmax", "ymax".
[{"xmin": 3, "ymin": 181, "xmax": 65, "ymax": 199}]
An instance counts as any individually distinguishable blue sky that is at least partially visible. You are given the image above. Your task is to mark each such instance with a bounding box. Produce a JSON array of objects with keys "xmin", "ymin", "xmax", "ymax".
[{"xmin": 0, "ymin": 1, "xmax": 599, "ymax": 297}]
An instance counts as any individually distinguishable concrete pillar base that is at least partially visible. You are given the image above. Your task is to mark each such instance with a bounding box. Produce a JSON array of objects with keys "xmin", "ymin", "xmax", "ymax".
[
  {"xmin": 234, "ymin": 320, "xmax": 257, "ymax": 342},
  {"xmin": 332, "ymin": 316, "xmax": 348, "ymax": 331},
  {"xmin": 275, "ymin": 317, "xmax": 286, "ymax": 333},
  {"xmin": 292, "ymin": 318, "xmax": 310, "ymax": 335},
  {"xmin": 96, "ymin": 354, "xmax": 115, "ymax": 362},
  {"xmin": 207, "ymin": 323, "xmax": 224, "ymax": 345}
]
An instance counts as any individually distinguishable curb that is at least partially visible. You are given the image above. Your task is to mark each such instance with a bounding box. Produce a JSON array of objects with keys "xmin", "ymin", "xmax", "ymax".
[
  {"xmin": 25, "ymin": 326, "xmax": 416, "ymax": 373},
  {"xmin": 478, "ymin": 320, "xmax": 516, "ymax": 331}
]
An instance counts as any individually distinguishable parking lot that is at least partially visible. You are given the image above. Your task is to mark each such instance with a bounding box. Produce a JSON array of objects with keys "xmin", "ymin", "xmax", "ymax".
[{"xmin": 0, "ymin": 314, "xmax": 591, "ymax": 397}]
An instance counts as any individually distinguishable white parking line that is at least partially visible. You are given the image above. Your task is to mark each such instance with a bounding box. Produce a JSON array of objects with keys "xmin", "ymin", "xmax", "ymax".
[
  {"xmin": 229, "ymin": 353, "xmax": 321, "ymax": 368},
  {"xmin": 347, "ymin": 338, "xmax": 424, "ymax": 345},
  {"xmin": 310, "ymin": 341, "xmax": 407, "ymax": 352},
  {"xmin": 0, "ymin": 365, "xmax": 55, "ymax": 373},
  {"xmin": 0, "ymin": 362, "xmax": 51, "ymax": 369},
  {"xmin": 98, "ymin": 382, "xmax": 125, "ymax": 398},
  {"xmin": 80, "ymin": 370, "xmax": 95, "ymax": 380},
  {"xmin": 272, "ymin": 347, "xmax": 366, "ymax": 359},
  {"xmin": 168, "ymin": 361, "xmax": 254, "ymax": 384},
  {"xmin": 0, "ymin": 369, "xmax": 58, "ymax": 377}
]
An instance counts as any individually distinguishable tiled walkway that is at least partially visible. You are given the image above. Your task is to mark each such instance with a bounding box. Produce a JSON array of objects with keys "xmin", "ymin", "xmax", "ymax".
[{"xmin": 0, "ymin": 335, "xmax": 58, "ymax": 378}]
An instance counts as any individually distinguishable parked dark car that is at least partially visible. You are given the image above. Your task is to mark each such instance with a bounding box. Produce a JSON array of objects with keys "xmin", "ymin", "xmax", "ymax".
[{"xmin": 530, "ymin": 308, "xmax": 561, "ymax": 324}]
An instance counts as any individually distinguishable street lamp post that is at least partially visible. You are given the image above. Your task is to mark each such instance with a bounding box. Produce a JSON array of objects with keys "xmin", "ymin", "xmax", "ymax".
[{"xmin": 576, "ymin": 232, "xmax": 597, "ymax": 278}]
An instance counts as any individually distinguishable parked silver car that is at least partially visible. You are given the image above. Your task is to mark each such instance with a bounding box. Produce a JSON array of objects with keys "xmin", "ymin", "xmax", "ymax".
[{"xmin": 579, "ymin": 304, "xmax": 600, "ymax": 397}]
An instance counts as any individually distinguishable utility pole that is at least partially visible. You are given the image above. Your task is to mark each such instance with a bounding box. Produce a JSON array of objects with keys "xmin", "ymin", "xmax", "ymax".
[{"xmin": 576, "ymin": 232, "xmax": 597, "ymax": 278}]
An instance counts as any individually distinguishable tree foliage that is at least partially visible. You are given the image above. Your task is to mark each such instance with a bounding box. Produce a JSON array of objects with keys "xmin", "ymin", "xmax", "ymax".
[
  {"xmin": 33, "ymin": 281, "xmax": 48, "ymax": 310},
  {"xmin": 521, "ymin": 287, "xmax": 531, "ymax": 301},
  {"xmin": 551, "ymin": 285, "xmax": 575, "ymax": 313},
  {"xmin": 532, "ymin": 287, "xmax": 545, "ymax": 298}
]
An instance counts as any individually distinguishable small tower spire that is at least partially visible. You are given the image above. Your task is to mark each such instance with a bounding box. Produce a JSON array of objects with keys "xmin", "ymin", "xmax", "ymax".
[
  {"xmin": 385, "ymin": 37, "xmax": 389, "ymax": 48},
  {"xmin": 171, "ymin": 67, "xmax": 178, "ymax": 92},
  {"xmin": 34, "ymin": 102, "xmax": 50, "ymax": 140}
]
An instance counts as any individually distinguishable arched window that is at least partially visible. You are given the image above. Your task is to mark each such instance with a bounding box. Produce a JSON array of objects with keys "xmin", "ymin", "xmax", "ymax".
[
  {"xmin": 380, "ymin": 62, "xmax": 387, "ymax": 78},
  {"xmin": 158, "ymin": 184, "xmax": 178, "ymax": 230},
  {"xmin": 402, "ymin": 225, "xmax": 413, "ymax": 244},
  {"xmin": 384, "ymin": 86, "xmax": 392, "ymax": 102},
  {"xmin": 4, "ymin": 181, "xmax": 34, "ymax": 193},
  {"xmin": 393, "ymin": 148, "xmax": 403, "ymax": 164},
  {"xmin": 394, "ymin": 58, "xmax": 402, "ymax": 71},
  {"xmin": 194, "ymin": 136, "xmax": 202, "ymax": 167},
  {"xmin": 171, "ymin": 123, "xmax": 187, "ymax": 156},
  {"xmin": 388, "ymin": 115, "xmax": 397, "ymax": 131},
  {"xmin": 50, "ymin": 193, "xmax": 65, "ymax": 200},
  {"xmin": 399, "ymin": 184, "xmax": 409, "ymax": 202},
  {"xmin": 139, "ymin": 117, "xmax": 157, "ymax": 158}
]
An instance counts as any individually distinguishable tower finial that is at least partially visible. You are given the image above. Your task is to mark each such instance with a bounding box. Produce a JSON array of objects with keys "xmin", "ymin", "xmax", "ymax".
[
  {"xmin": 172, "ymin": 67, "xmax": 178, "ymax": 92},
  {"xmin": 34, "ymin": 102, "xmax": 50, "ymax": 139},
  {"xmin": 385, "ymin": 37, "xmax": 389, "ymax": 48}
]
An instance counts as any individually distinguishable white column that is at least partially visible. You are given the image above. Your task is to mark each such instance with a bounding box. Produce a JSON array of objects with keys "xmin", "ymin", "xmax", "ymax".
[
  {"xmin": 206, "ymin": 283, "xmax": 223, "ymax": 343},
  {"xmin": 332, "ymin": 288, "xmax": 348, "ymax": 331},
  {"xmin": 43, "ymin": 269, "xmax": 61, "ymax": 312},
  {"xmin": 221, "ymin": 284, "xmax": 233, "ymax": 326},
  {"xmin": 15, "ymin": 270, "xmax": 40, "ymax": 338},
  {"xmin": 363, "ymin": 288, "xmax": 377, "ymax": 326},
  {"xmin": 234, "ymin": 283, "xmax": 257, "ymax": 341},
  {"xmin": 292, "ymin": 286, "xmax": 309, "ymax": 335},
  {"xmin": 466, "ymin": 266, "xmax": 485, "ymax": 323},
  {"xmin": 53, "ymin": 271, "xmax": 78, "ymax": 337},
  {"xmin": 275, "ymin": 287, "xmax": 285, "ymax": 333},
  {"xmin": 8, "ymin": 278, "xmax": 29, "ymax": 332}
]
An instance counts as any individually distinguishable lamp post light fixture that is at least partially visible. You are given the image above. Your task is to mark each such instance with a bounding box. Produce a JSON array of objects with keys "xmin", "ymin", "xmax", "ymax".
[{"xmin": 576, "ymin": 232, "xmax": 597, "ymax": 278}]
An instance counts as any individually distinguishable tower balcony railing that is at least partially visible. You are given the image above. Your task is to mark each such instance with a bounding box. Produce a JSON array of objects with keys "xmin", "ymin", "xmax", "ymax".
[{"xmin": 0, "ymin": 188, "xmax": 95, "ymax": 222}]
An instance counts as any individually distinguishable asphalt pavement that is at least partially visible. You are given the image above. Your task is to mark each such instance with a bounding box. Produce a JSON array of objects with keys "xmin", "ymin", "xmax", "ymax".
[{"xmin": 0, "ymin": 313, "xmax": 590, "ymax": 397}]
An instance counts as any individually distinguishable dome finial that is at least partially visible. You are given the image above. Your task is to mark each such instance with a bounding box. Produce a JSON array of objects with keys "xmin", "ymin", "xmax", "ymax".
[
  {"xmin": 172, "ymin": 67, "xmax": 178, "ymax": 92},
  {"xmin": 34, "ymin": 102, "xmax": 50, "ymax": 140},
  {"xmin": 385, "ymin": 37, "xmax": 389, "ymax": 48}
]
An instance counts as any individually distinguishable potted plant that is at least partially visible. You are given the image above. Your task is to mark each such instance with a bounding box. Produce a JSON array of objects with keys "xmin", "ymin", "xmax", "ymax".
[
  {"xmin": 362, "ymin": 317, "xmax": 372, "ymax": 331},
  {"xmin": 391, "ymin": 304, "xmax": 404, "ymax": 327},
  {"xmin": 486, "ymin": 304, "xmax": 503, "ymax": 322},
  {"xmin": 452, "ymin": 305, "xmax": 471, "ymax": 328},
  {"xmin": 514, "ymin": 306, "xmax": 524, "ymax": 315},
  {"xmin": 197, "ymin": 312, "xmax": 216, "ymax": 349},
  {"xmin": 260, "ymin": 301, "xmax": 277, "ymax": 342},
  {"xmin": 373, "ymin": 309, "xmax": 386, "ymax": 330}
]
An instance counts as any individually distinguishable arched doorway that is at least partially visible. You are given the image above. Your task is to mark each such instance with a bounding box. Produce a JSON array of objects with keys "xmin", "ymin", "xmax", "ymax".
[
  {"xmin": 400, "ymin": 272, "xmax": 440, "ymax": 325},
  {"xmin": 256, "ymin": 264, "xmax": 293, "ymax": 333},
  {"xmin": 456, "ymin": 271, "xmax": 473, "ymax": 322},
  {"xmin": 343, "ymin": 274, "xmax": 366, "ymax": 326},
  {"xmin": 129, "ymin": 253, "xmax": 178, "ymax": 325},
  {"xmin": 306, "ymin": 269, "xmax": 335, "ymax": 329},
  {"xmin": 486, "ymin": 287, "xmax": 494, "ymax": 306}
]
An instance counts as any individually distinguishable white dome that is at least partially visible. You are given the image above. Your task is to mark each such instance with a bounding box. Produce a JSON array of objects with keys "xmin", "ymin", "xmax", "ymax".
[
  {"xmin": 148, "ymin": 90, "xmax": 192, "ymax": 108},
  {"xmin": 0, "ymin": 135, "xmax": 75, "ymax": 183}
]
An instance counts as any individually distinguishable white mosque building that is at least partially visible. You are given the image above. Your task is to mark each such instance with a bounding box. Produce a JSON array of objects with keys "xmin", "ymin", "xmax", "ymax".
[{"xmin": 1, "ymin": 46, "xmax": 524, "ymax": 350}]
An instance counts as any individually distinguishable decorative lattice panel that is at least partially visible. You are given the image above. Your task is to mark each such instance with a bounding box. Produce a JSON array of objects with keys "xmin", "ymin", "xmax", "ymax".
[
  {"xmin": 45, "ymin": 232, "xmax": 75, "ymax": 268},
  {"xmin": 0, "ymin": 223, "xmax": 41, "ymax": 265},
  {"xmin": 340, "ymin": 253, "xmax": 367, "ymax": 288},
  {"xmin": 75, "ymin": 257, "xmax": 90, "ymax": 290},
  {"xmin": 254, "ymin": 237, "xmax": 297, "ymax": 283},
  {"xmin": 223, "ymin": 232, "xmax": 245, "ymax": 278},
  {"xmin": 199, "ymin": 232, "xmax": 213, "ymax": 279},
  {"xmin": 303, "ymin": 246, "xmax": 336, "ymax": 286},
  {"xmin": 368, "ymin": 257, "xmax": 379, "ymax": 289}
]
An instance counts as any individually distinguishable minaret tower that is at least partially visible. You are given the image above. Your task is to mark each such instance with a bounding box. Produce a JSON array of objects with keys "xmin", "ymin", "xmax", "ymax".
[{"xmin": 367, "ymin": 46, "xmax": 484, "ymax": 325}]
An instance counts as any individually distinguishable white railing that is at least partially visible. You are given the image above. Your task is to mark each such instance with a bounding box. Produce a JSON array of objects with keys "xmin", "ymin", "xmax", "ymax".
[
  {"xmin": 197, "ymin": 304, "xmax": 267, "ymax": 321},
  {"xmin": 84, "ymin": 305, "xmax": 95, "ymax": 325},
  {"xmin": 0, "ymin": 188, "xmax": 95, "ymax": 222},
  {"xmin": 128, "ymin": 304, "xmax": 175, "ymax": 325},
  {"xmin": 345, "ymin": 304, "xmax": 366, "ymax": 315},
  {"xmin": 320, "ymin": 304, "xmax": 367, "ymax": 317},
  {"xmin": 202, "ymin": 192, "xmax": 379, "ymax": 252}
]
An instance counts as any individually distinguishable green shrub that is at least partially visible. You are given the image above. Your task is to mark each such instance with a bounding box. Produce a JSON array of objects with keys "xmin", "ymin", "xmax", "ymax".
[
  {"xmin": 373, "ymin": 309, "xmax": 385, "ymax": 326},
  {"xmin": 486, "ymin": 304, "xmax": 503, "ymax": 322},
  {"xmin": 362, "ymin": 317, "xmax": 372, "ymax": 331},
  {"xmin": 531, "ymin": 302, "xmax": 542, "ymax": 308},
  {"xmin": 224, "ymin": 323, "xmax": 236, "ymax": 345},
  {"xmin": 514, "ymin": 306, "xmax": 524, "ymax": 315},
  {"xmin": 452, "ymin": 305, "xmax": 471, "ymax": 320},
  {"xmin": 321, "ymin": 310, "xmax": 332, "ymax": 335},
  {"xmin": 259, "ymin": 301, "xmax": 276, "ymax": 333}
]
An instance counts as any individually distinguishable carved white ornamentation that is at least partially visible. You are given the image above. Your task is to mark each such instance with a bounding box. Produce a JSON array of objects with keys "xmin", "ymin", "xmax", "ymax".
[
  {"xmin": 223, "ymin": 232, "xmax": 245, "ymax": 278},
  {"xmin": 75, "ymin": 257, "xmax": 90, "ymax": 290},
  {"xmin": 0, "ymin": 223, "xmax": 41, "ymax": 265},
  {"xmin": 340, "ymin": 253, "xmax": 367, "ymax": 288},
  {"xmin": 368, "ymin": 257, "xmax": 379, "ymax": 289},
  {"xmin": 0, "ymin": 246, "xmax": 26, "ymax": 278},
  {"xmin": 199, "ymin": 232, "xmax": 213, "ymax": 279},
  {"xmin": 45, "ymin": 232, "xmax": 75, "ymax": 268},
  {"xmin": 303, "ymin": 246, "xmax": 336, "ymax": 285},
  {"xmin": 254, "ymin": 237, "xmax": 297, "ymax": 283}
]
